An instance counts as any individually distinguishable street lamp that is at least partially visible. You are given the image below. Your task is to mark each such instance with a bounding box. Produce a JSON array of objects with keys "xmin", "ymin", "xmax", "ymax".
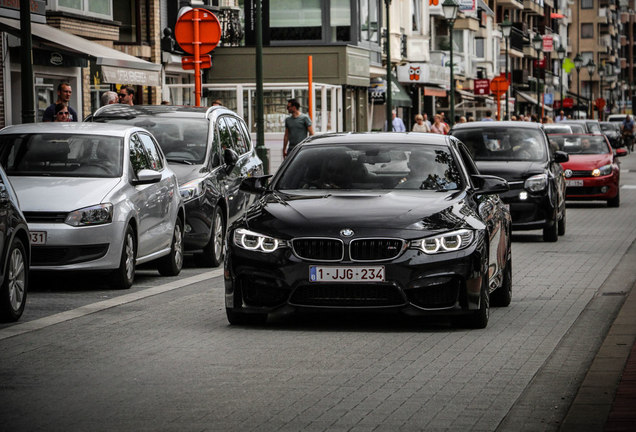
[
  {"xmin": 385, "ymin": 0, "xmax": 392, "ymax": 131},
  {"xmin": 598, "ymin": 65, "xmax": 605, "ymax": 120},
  {"xmin": 532, "ymin": 33, "xmax": 543, "ymax": 117},
  {"xmin": 574, "ymin": 53, "xmax": 584, "ymax": 119},
  {"xmin": 586, "ymin": 59, "xmax": 596, "ymax": 119},
  {"xmin": 500, "ymin": 16, "xmax": 512, "ymax": 120},
  {"xmin": 442, "ymin": 0, "xmax": 458, "ymax": 126},
  {"xmin": 557, "ymin": 45, "xmax": 566, "ymax": 118}
]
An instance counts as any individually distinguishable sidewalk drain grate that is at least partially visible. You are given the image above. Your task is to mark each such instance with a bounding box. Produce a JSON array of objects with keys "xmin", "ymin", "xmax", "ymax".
[{"xmin": 602, "ymin": 292, "xmax": 627, "ymax": 296}]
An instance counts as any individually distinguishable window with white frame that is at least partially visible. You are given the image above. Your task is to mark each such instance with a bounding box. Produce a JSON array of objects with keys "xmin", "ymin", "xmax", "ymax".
[
  {"xmin": 53, "ymin": 0, "xmax": 112, "ymax": 19},
  {"xmin": 412, "ymin": 0, "xmax": 421, "ymax": 32},
  {"xmin": 475, "ymin": 38, "xmax": 484, "ymax": 58}
]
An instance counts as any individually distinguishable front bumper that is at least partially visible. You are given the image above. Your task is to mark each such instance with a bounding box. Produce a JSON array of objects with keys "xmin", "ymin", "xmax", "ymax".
[
  {"xmin": 498, "ymin": 187, "xmax": 555, "ymax": 231},
  {"xmin": 565, "ymin": 174, "xmax": 619, "ymax": 200},
  {"xmin": 27, "ymin": 221, "xmax": 126, "ymax": 271},
  {"xmin": 225, "ymin": 239, "xmax": 487, "ymax": 318}
]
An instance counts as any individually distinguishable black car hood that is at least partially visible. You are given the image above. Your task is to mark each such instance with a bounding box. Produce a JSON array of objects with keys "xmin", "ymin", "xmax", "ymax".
[
  {"xmin": 167, "ymin": 163, "xmax": 209, "ymax": 184},
  {"xmin": 475, "ymin": 161, "xmax": 546, "ymax": 182},
  {"xmin": 243, "ymin": 190, "xmax": 482, "ymax": 239}
]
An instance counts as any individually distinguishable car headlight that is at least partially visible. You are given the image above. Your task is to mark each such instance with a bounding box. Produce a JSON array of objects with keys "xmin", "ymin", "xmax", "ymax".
[
  {"xmin": 410, "ymin": 229, "xmax": 475, "ymax": 254},
  {"xmin": 592, "ymin": 164, "xmax": 612, "ymax": 177},
  {"xmin": 233, "ymin": 228, "xmax": 288, "ymax": 253},
  {"xmin": 524, "ymin": 173, "xmax": 548, "ymax": 192},
  {"xmin": 65, "ymin": 203, "xmax": 113, "ymax": 227},
  {"xmin": 179, "ymin": 178, "xmax": 205, "ymax": 202}
]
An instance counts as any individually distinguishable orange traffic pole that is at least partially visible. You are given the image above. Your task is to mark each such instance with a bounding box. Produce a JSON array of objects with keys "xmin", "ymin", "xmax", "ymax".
[
  {"xmin": 308, "ymin": 56, "xmax": 313, "ymax": 121},
  {"xmin": 497, "ymin": 95, "xmax": 501, "ymax": 121},
  {"xmin": 193, "ymin": 8, "xmax": 201, "ymax": 106}
]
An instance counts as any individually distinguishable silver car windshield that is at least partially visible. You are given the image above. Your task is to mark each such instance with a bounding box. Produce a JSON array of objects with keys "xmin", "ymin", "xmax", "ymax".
[
  {"xmin": 97, "ymin": 117, "xmax": 209, "ymax": 165},
  {"xmin": 0, "ymin": 133, "xmax": 123, "ymax": 178},
  {"xmin": 276, "ymin": 144, "xmax": 462, "ymax": 191}
]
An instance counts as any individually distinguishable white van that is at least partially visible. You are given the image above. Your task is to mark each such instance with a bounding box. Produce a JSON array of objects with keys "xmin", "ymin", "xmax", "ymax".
[{"xmin": 607, "ymin": 114, "xmax": 627, "ymax": 123}]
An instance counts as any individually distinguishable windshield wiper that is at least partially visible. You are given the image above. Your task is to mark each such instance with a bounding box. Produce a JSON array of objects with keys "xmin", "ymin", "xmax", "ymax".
[{"xmin": 166, "ymin": 158, "xmax": 194, "ymax": 165}]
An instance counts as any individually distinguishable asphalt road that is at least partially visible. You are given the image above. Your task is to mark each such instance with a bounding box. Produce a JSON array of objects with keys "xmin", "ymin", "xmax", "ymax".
[{"xmin": 1, "ymin": 152, "xmax": 635, "ymax": 431}]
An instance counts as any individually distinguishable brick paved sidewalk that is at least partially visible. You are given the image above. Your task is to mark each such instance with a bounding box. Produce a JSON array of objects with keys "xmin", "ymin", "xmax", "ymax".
[{"xmin": 605, "ymin": 341, "xmax": 636, "ymax": 431}]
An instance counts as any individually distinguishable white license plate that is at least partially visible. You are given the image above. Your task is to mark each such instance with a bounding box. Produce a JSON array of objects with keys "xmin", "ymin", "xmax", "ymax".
[
  {"xmin": 309, "ymin": 266, "xmax": 385, "ymax": 283},
  {"xmin": 566, "ymin": 180, "xmax": 584, "ymax": 187},
  {"xmin": 30, "ymin": 231, "xmax": 47, "ymax": 245}
]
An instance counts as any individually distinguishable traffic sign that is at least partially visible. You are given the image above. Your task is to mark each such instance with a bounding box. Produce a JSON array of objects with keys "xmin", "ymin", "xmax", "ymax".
[
  {"xmin": 596, "ymin": 98, "xmax": 606, "ymax": 110},
  {"xmin": 175, "ymin": 8, "xmax": 222, "ymax": 55},
  {"xmin": 490, "ymin": 76, "xmax": 509, "ymax": 95},
  {"xmin": 474, "ymin": 79, "xmax": 490, "ymax": 96}
]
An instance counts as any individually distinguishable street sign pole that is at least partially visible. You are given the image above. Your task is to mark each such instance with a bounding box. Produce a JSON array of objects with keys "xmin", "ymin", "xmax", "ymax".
[{"xmin": 193, "ymin": 8, "xmax": 201, "ymax": 106}]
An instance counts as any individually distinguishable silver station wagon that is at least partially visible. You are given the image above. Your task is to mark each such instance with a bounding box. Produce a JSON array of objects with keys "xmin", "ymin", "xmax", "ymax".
[{"xmin": 0, "ymin": 123, "xmax": 186, "ymax": 289}]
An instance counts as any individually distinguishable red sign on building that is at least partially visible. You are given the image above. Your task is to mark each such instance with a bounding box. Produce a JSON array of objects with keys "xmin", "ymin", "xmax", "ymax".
[
  {"xmin": 474, "ymin": 79, "xmax": 490, "ymax": 96},
  {"xmin": 543, "ymin": 35, "xmax": 553, "ymax": 52}
]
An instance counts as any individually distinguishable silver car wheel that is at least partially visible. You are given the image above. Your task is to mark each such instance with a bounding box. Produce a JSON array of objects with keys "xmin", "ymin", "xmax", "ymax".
[
  {"xmin": 213, "ymin": 212, "xmax": 224, "ymax": 263},
  {"xmin": 124, "ymin": 232, "xmax": 135, "ymax": 281},
  {"xmin": 8, "ymin": 247, "xmax": 26, "ymax": 311}
]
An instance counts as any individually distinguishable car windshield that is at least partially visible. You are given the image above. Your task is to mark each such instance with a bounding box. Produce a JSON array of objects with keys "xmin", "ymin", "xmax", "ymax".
[
  {"xmin": 95, "ymin": 117, "xmax": 209, "ymax": 164},
  {"xmin": 0, "ymin": 133, "xmax": 123, "ymax": 178},
  {"xmin": 600, "ymin": 123, "xmax": 617, "ymax": 132},
  {"xmin": 276, "ymin": 144, "xmax": 462, "ymax": 191},
  {"xmin": 452, "ymin": 128, "xmax": 547, "ymax": 161},
  {"xmin": 562, "ymin": 123, "xmax": 586, "ymax": 133},
  {"xmin": 548, "ymin": 135, "xmax": 609, "ymax": 155},
  {"xmin": 586, "ymin": 122, "xmax": 602, "ymax": 133}
]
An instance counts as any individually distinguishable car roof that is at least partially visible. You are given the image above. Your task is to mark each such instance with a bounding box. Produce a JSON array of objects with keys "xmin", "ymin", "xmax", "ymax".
[
  {"xmin": 92, "ymin": 104, "xmax": 227, "ymax": 119},
  {"xmin": 560, "ymin": 119, "xmax": 598, "ymax": 124},
  {"xmin": 450, "ymin": 121, "xmax": 544, "ymax": 130},
  {"xmin": 301, "ymin": 132, "xmax": 451, "ymax": 147},
  {"xmin": 0, "ymin": 122, "xmax": 141, "ymax": 137}
]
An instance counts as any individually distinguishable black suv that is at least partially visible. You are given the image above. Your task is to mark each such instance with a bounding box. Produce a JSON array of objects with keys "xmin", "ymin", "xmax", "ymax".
[
  {"xmin": 450, "ymin": 121, "xmax": 568, "ymax": 242},
  {"xmin": 90, "ymin": 105, "xmax": 263, "ymax": 266}
]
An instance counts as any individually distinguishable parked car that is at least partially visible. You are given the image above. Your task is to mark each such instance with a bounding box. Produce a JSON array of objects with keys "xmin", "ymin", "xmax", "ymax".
[
  {"xmin": 599, "ymin": 121, "xmax": 623, "ymax": 148},
  {"xmin": 90, "ymin": 105, "xmax": 263, "ymax": 267},
  {"xmin": 543, "ymin": 124, "xmax": 573, "ymax": 135},
  {"xmin": 450, "ymin": 121, "xmax": 569, "ymax": 242},
  {"xmin": 0, "ymin": 164, "xmax": 30, "ymax": 322},
  {"xmin": 559, "ymin": 119, "xmax": 602, "ymax": 134},
  {"xmin": 225, "ymin": 132, "xmax": 512, "ymax": 329},
  {"xmin": 0, "ymin": 123, "xmax": 185, "ymax": 289},
  {"xmin": 548, "ymin": 133, "xmax": 627, "ymax": 207}
]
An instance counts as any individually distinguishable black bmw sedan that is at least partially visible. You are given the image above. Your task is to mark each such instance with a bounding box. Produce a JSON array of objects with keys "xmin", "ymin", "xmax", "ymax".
[
  {"xmin": 450, "ymin": 122, "xmax": 569, "ymax": 242},
  {"xmin": 224, "ymin": 133, "xmax": 512, "ymax": 329}
]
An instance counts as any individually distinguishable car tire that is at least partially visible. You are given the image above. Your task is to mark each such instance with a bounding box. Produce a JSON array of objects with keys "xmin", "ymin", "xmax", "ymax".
[
  {"xmin": 491, "ymin": 257, "xmax": 512, "ymax": 307},
  {"xmin": 543, "ymin": 217, "xmax": 558, "ymax": 242},
  {"xmin": 0, "ymin": 238, "xmax": 28, "ymax": 322},
  {"xmin": 455, "ymin": 278, "xmax": 489, "ymax": 329},
  {"xmin": 226, "ymin": 308, "xmax": 267, "ymax": 326},
  {"xmin": 195, "ymin": 206, "xmax": 225, "ymax": 268},
  {"xmin": 157, "ymin": 218, "xmax": 184, "ymax": 276},
  {"xmin": 111, "ymin": 225, "xmax": 136, "ymax": 290},
  {"xmin": 607, "ymin": 189, "xmax": 620, "ymax": 208},
  {"xmin": 557, "ymin": 209, "xmax": 566, "ymax": 236}
]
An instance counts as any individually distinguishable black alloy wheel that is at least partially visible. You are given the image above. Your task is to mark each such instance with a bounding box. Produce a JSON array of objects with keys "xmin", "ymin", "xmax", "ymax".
[{"xmin": 196, "ymin": 206, "xmax": 225, "ymax": 268}]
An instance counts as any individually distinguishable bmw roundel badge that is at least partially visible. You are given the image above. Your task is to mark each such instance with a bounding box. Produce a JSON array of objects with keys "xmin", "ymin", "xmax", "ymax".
[{"xmin": 340, "ymin": 228, "xmax": 354, "ymax": 237}]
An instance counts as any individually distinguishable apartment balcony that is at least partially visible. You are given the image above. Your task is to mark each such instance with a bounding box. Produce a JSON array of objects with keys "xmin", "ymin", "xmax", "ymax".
[
  {"xmin": 598, "ymin": 8, "xmax": 609, "ymax": 24},
  {"xmin": 510, "ymin": 27, "xmax": 526, "ymax": 53},
  {"xmin": 523, "ymin": 0, "xmax": 542, "ymax": 15},
  {"xmin": 454, "ymin": 16, "xmax": 480, "ymax": 32},
  {"xmin": 497, "ymin": 0, "xmax": 524, "ymax": 8},
  {"xmin": 513, "ymin": 68, "xmax": 529, "ymax": 84},
  {"xmin": 620, "ymin": 35, "xmax": 627, "ymax": 46},
  {"xmin": 430, "ymin": 51, "xmax": 467, "ymax": 76},
  {"xmin": 620, "ymin": 57, "xmax": 627, "ymax": 69}
]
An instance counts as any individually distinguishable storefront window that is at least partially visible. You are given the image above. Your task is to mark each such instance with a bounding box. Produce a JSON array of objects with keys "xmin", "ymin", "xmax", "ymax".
[
  {"xmin": 270, "ymin": 0, "xmax": 322, "ymax": 40},
  {"xmin": 113, "ymin": 0, "xmax": 137, "ymax": 43}
]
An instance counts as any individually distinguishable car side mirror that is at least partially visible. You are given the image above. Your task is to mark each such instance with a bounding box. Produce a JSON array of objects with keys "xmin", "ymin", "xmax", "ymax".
[
  {"xmin": 615, "ymin": 148, "xmax": 628, "ymax": 157},
  {"xmin": 224, "ymin": 148, "xmax": 239, "ymax": 172},
  {"xmin": 240, "ymin": 175, "xmax": 272, "ymax": 194},
  {"xmin": 471, "ymin": 174, "xmax": 509, "ymax": 195},
  {"xmin": 553, "ymin": 150, "xmax": 569, "ymax": 163},
  {"xmin": 132, "ymin": 169, "xmax": 162, "ymax": 185}
]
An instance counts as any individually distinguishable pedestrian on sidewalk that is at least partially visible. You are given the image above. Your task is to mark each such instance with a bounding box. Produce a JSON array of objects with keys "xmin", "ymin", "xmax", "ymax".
[
  {"xmin": 42, "ymin": 82, "xmax": 78, "ymax": 122},
  {"xmin": 118, "ymin": 86, "xmax": 135, "ymax": 106},
  {"xmin": 412, "ymin": 114, "xmax": 430, "ymax": 132},
  {"xmin": 283, "ymin": 98, "xmax": 314, "ymax": 158}
]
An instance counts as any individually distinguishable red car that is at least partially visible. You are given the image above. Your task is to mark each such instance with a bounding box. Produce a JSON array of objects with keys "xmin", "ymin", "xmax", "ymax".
[{"xmin": 548, "ymin": 134, "xmax": 627, "ymax": 207}]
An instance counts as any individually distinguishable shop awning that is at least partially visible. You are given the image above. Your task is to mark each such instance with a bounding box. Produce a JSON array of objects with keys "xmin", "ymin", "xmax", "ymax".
[
  {"xmin": 0, "ymin": 17, "xmax": 161, "ymax": 86},
  {"xmin": 516, "ymin": 91, "xmax": 554, "ymax": 112},
  {"xmin": 390, "ymin": 76, "xmax": 413, "ymax": 107},
  {"xmin": 423, "ymin": 86, "xmax": 447, "ymax": 97}
]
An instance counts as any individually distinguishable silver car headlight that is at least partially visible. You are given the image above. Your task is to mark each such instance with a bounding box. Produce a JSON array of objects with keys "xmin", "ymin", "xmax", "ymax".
[
  {"xmin": 524, "ymin": 173, "xmax": 548, "ymax": 192},
  {"xmin": 592, "ymin": 164, "xmax": 612, "ymax": 177},
  {"xmin": 233, "ymin": 228, "xmax": 288, "ymax": 253},
  {"xmin": 410, "ymin": 229, "xmax": 475, "ymax": 254},
  {"xmin": 179, "ymin": 178, "xmax": 205, "ymax": 202},
  {"xmin": 65, "ymin": 203, "xmax": 113, "ymax": 227}
]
